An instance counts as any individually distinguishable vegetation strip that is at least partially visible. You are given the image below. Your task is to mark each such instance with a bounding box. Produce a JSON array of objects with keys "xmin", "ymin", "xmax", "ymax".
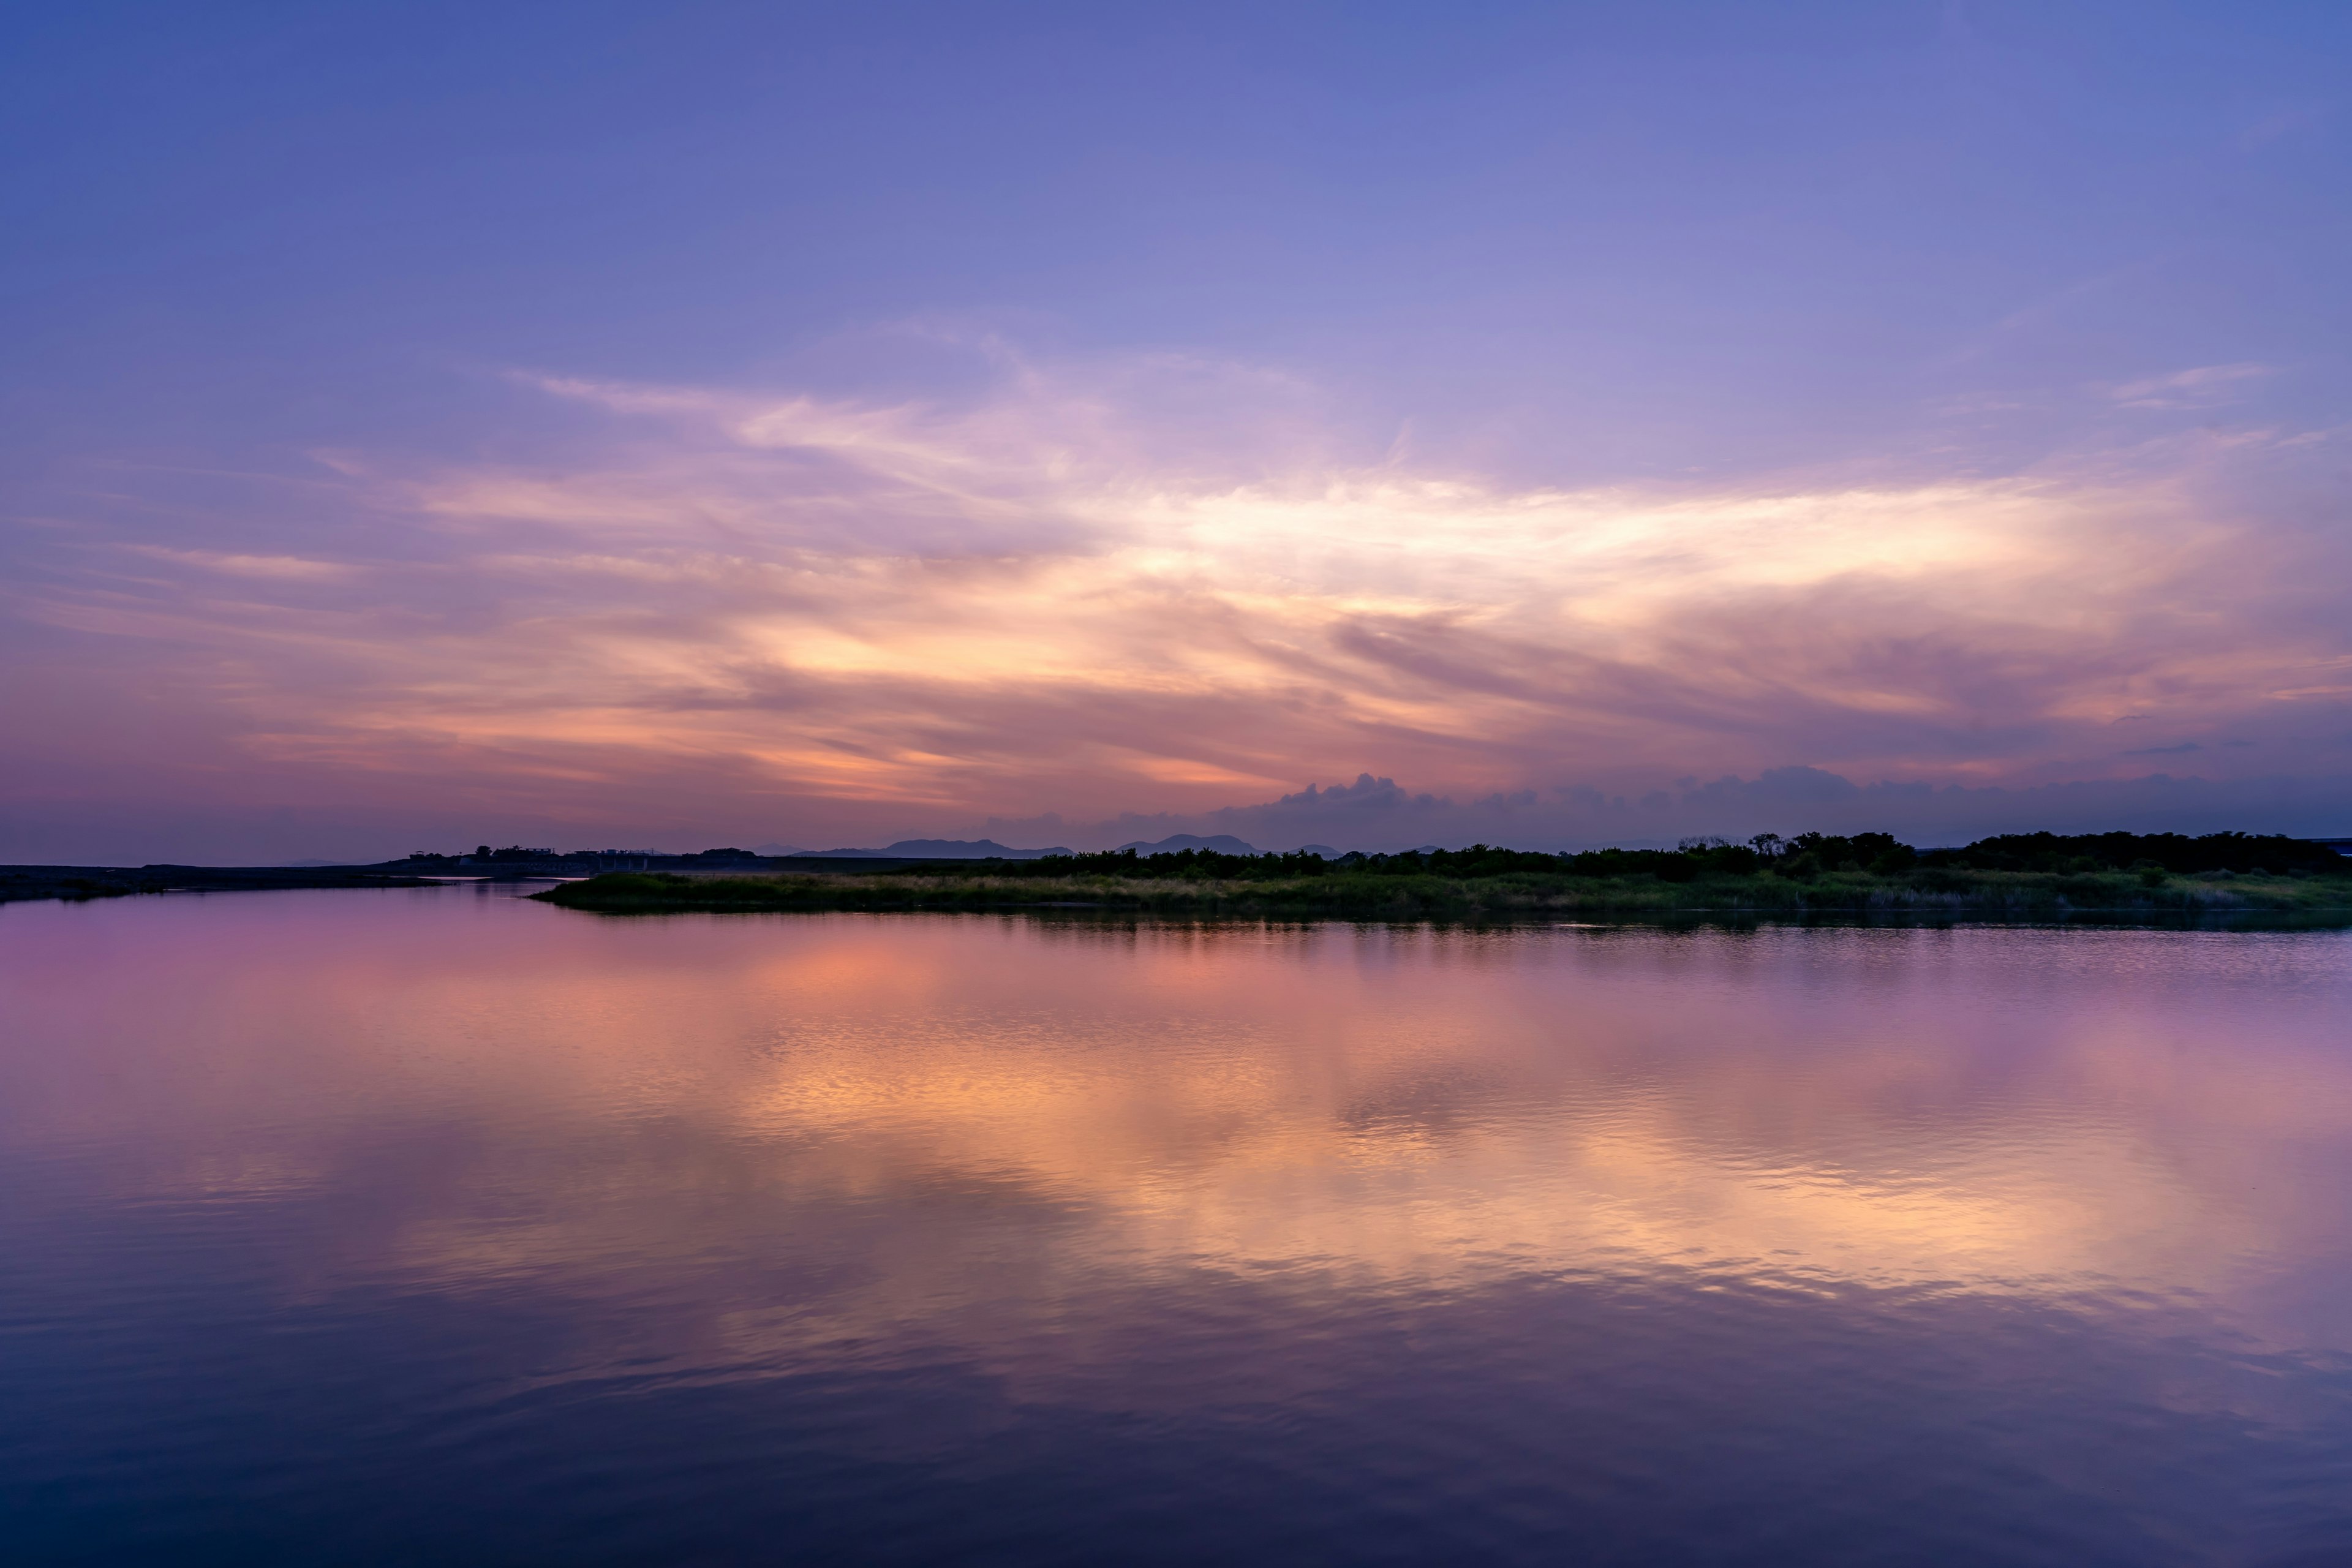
[
  {"xmin": 533, "ymin": 831, "xmax": 2352, "ymax": 924},
  {"xmin": 0, "ymin": 864, "xmax": 443, "ymax": 905}
]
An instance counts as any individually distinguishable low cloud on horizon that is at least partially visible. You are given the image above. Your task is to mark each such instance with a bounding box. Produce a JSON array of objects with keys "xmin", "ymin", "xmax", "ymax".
[{"xmin": 991, "ymin": 767, "xmax": 2352, "ymax": 857}]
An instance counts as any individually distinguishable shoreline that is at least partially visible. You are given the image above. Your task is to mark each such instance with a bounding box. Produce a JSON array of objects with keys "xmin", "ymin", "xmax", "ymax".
[
  {"xmin": 0, "ymin": 864, "xmax": 448, "ymax": 905},
  {"xmin": 529, "ymin": 867, "xmax": 2352, "ymax": 928}
]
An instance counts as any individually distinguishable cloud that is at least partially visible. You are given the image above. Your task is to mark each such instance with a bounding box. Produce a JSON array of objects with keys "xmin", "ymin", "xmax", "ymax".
[
  {"xmin": 996, "ymin": 766, "xmax": 2352, "ymax": 853},
  {"xmin": 4, "ymin": 349, "xmax": 2349, "ymax": 860},
  {"xmin": 2108, "ymin": 363, "xmax": 2272, "ymax": 410}
]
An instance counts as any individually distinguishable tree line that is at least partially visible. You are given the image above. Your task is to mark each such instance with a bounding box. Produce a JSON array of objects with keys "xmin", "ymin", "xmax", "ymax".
[{"xmin": 932, "ymin": 831, "xmax": 2345, "ymax": 883}]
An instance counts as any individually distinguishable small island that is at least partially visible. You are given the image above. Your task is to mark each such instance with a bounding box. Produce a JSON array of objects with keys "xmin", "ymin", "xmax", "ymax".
[{"xmin": 531, "ymin": 831, "xmax": 2352, "ymax": 925}]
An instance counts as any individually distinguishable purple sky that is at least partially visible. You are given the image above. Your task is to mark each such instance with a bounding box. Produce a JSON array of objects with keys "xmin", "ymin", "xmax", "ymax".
[{"xmin": 4, "ymin": 2, "xmax": 2349, "ymax": 860}]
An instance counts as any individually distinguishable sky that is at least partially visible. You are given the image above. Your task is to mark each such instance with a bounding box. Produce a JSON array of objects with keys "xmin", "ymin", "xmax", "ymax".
[{"xmin": 3, "ymin": 1, "xmax": 2349, "ymax": 862}]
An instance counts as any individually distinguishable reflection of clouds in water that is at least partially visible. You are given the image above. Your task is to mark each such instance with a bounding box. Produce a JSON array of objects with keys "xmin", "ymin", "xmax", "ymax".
[{"xmin": 6, "ymin": 896, "xmax": 2350, "ymax": 1362}]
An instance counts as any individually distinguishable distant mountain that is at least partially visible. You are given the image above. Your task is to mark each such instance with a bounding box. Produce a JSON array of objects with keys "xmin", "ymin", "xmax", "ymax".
[
  {"xmin": 750, "ymin": 842, "xmax": 805, "ymax": 857},
  {"xmin": 886, "ymin": 839, "xmax": 1071, "ymax": 858},
  {"xmin": 1117, "ymin": 833, "xmax": 1258, "ymax": 855},
  {"xmin": 795, "ymin": 839, "xmax": 1071, "ymax": 859},
  {"xmin": 1295, "ymin": 844, "xmax": 1340, "ymax": 858}
]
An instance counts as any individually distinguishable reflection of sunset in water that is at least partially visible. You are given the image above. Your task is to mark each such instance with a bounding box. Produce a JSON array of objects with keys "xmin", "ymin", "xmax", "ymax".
[
  {"xmin": 8, "ymin": 891, "xmax": 2349, "ymax": 1359},
  {"xmin": 10, "ymin": 888, "xmax": 2352, "ymax": 1563}
]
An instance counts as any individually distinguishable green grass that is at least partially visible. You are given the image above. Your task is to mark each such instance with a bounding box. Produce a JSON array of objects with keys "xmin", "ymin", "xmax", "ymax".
[{"xmin": 532, "ymin": 865, "xmax": 2352, "ymax": 925}]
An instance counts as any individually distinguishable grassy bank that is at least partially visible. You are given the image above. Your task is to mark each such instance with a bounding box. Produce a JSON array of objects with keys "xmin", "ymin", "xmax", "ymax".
[
  {"xmin": 533, "ymin": 862, "xmax": 2352, "ymax": 925},
  {"xmin": 0, "ymin": 864, "xmax": 445, "ymax": 905}
]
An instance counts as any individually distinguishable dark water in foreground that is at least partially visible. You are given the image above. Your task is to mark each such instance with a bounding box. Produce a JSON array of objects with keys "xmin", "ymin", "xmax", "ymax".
[{"xmin": 4, "ymin": 888, "xmax": 2351, "ymax": 1566}]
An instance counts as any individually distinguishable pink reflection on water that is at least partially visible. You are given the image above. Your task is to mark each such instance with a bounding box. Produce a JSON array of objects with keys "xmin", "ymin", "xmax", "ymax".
[{"xmin": 4, "ymin": 887, "xmax": 2351, "ymax": 1365}]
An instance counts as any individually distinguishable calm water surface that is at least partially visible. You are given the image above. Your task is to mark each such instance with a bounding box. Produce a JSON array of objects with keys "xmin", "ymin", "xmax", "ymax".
[{"xmin": 4, "ymin": 885, "xmax": 2351, "ymax": 1565}]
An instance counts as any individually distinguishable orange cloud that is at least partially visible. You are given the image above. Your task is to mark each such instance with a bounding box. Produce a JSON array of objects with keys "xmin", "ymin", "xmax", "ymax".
[{"xmin": 4, "ymin": 355, "xmax": 2348, "ymax": 855}]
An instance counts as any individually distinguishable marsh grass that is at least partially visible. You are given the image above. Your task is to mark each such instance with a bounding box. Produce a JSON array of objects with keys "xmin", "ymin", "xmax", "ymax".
[{"xmin": 533, "ymin": 865, "xmax": 2352, "ymax": 925}]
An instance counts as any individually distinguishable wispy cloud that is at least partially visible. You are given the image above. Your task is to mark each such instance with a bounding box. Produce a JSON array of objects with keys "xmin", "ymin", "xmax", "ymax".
[
  {"xmin": 2108, "ymin": 363, "xmax": 2273, "ymax": 410},
  {"xmin": 4, "ymin": 352, "xmax": 2348, "ymax": 856}
]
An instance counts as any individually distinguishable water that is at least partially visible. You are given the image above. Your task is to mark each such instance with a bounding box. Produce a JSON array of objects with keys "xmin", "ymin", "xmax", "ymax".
[{"xmin": 4, "ymin": 886, "xmax": 2350, "ymax": 1566}]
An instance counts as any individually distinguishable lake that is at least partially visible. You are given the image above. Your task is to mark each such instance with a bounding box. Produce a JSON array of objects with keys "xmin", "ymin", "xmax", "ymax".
[{"xmin": 4, "ymin": 884, "xmax": 2350, "ymax": 1565}]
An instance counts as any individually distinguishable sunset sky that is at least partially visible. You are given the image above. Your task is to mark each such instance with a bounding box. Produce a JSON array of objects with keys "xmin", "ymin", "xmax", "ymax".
[{"xmin": 4, "ymin": 2, "xmax": 2349, "ymax": 862}]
